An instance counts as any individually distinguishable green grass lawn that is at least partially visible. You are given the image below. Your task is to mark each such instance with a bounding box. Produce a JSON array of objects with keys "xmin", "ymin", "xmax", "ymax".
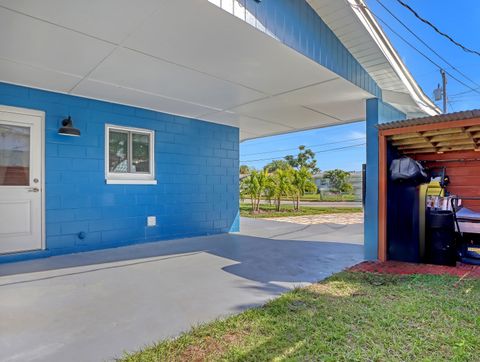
[
  {"xmin": 258, "ymin": 194, "xmax": 358, "ymax": 202},
  {"xmin": 120, "ymin": 272, "xmax": 480, "ymax": 361},
  {"xmin": 240, "ymin": 203, "xmax": 362, "ymax": 218},
  {"xmin": 304, "ymin": 193, "xmax": 357, "ymax": 202}
]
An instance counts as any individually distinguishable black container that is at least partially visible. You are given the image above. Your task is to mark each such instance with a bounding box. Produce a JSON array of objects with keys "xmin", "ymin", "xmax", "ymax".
[
  {"xmin": 387, "ymin": 144, "xmax": 424, "ymax": 263},
  {"xmin": 387, "ymin": 184, "xmax": 422, "ymax": 262},
  {"xmin": 426, "ymin": 210, "xmax": 456, "ymax": 266}
]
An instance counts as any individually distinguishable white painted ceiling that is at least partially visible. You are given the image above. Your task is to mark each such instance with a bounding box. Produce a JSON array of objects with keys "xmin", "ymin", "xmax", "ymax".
[{"xmin": 0, "ymin": 0, "xmax": 409, "ymax": 141}]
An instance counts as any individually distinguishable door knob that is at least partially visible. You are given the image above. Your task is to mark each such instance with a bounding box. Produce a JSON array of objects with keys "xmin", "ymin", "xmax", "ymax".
[{"xmin": 28, "ymin": 187, "xmax": 40, "ymax": 192}]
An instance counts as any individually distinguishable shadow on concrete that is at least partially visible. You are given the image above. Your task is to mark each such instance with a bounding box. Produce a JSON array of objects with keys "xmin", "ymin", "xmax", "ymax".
[{"xmin": 0, "ymin": 232, "xmax": 363, "ymax": 289}]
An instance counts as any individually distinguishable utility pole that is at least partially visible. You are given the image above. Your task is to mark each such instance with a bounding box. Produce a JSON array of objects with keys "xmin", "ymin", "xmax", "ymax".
[{"xmin": 440, "ymin": 69, "xmax": 447, "ymax": 114}]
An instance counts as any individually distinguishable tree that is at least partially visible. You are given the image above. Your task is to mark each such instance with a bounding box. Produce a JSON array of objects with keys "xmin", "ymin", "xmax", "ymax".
[
  {"xmin": 323, "ymin": 169, "xmax": 353, "ymax": 194},
  {"xmin": 291, "ymin": 167, "xmax": 317, "ymax": 211},
  {"xmin": 284, "ymin": 145, "xmax": 319, "ymax": 174},
  {"xmin": 271, "ymin": 168, "xmax": 293, "ymax": 211},
  {"xmin": 239, "ymin": 164, "xmax": 250, "ymax": 175},
  {"xmin": 254, "ymin": 169, "xmax": 271, "ymax": 212},
  {"xmin": 241, "ymin": 171, "xmax": 260, "ymax": 212},
  {"xmin": 263, "ymin": 159, "xmax": 290, "ymax": 173},
  {"xmin": 240, "ymin": 169, "xmax": 272, "ymax": 213}
]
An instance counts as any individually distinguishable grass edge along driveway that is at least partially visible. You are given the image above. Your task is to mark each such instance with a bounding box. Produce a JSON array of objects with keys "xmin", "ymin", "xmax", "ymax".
[
  {"xmin": 120, "ymin": 271, "xmax": 480, "ymax": 361},
  {"xmin": 240, "ymin": 203, "xmax": 362, "ymax": 218}
]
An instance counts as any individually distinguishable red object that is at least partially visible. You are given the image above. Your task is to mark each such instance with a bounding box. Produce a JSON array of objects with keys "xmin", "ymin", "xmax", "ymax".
[{"xmin": 349, "ymin": 260, "xmax": 480, "ymax": 279}]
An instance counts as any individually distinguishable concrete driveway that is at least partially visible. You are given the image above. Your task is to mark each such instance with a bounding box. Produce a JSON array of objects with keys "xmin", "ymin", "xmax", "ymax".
[{"xmin": 0, "ymin": 218, "xmax": 363, "ymax": 362}]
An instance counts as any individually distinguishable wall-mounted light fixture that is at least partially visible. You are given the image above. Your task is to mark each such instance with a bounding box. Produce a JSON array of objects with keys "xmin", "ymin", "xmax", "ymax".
[{"xmin": 58, "ymin": 116, "xmax": 81, "ymax": 136}]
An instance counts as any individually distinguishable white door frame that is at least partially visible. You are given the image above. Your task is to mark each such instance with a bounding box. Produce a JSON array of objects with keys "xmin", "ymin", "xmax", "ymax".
[{"xmin": 0, "ymin": 105, "xmax": 45, "ymax": 252}]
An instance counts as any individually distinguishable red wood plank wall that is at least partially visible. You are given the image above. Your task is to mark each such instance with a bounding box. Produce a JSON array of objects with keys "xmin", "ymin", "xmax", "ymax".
[{"xmin": 414, "ymin": 151, "xmax": 480, "ymax": 211}]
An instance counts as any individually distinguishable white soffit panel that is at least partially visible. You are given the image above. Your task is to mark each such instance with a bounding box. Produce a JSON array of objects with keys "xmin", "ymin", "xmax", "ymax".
[
  {"xmin": 201, "ymin": 111, "xmax": 293, "ymax": 133},
  {"xmin": 231, "ymin": 97, "xmax": 339, "ymax": 129},
  {"xmin": 74, "ymin": 79, "xmax": 219, "ymax": 119},
  {"xmin": 0, "ymin": 7, "xmax": 114, "ymax": 76},
  {"xmin": 275, "ymin": 78, "xmax": 371, "ymax": 105},
  {"xmin": 123, "ymin": 0, "xmax": 338, "ymax": 96},
  {"xmin": 0, "ymin": 0, "xmax": 161, "ymax": 44},
  {"xmin": 88, "ymin": 48, "xmax": 265, "ymax": 111},
  {"xmin": 0, "ymin": 58, "xmax": 82, "ymax": 92}
]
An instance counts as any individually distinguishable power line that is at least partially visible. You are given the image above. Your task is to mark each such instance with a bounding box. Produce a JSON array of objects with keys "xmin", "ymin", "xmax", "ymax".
[
  {"xmin": 240, "ymin": 143, "xmax": 366, "ymax": 163},
  {"xmin": 448, "ymin": 100, "xmax": 455, "ymax": 112},
  {"xmin": 374, "ymin": 0, "xmax": 480, "ymax": 90},
  {"xmin": 396, "ymin": 0, "xmax": 480, "ymax": 57},
  {"xmin": 367, "ymin": 7, "xmax": 480, "ymax": 98},
  {"xmin": 449, "ymin": 93, "xmax": 480, "ymax": 100},
  {"xmin": 241, "ymin": 136, "xmax": 365, "ymax": 157},
  {"xmin": 348, "ymin": 1, "xmax": 480, "ymax": 107},
  {"xmin": 450, "ymin": 87, "xmax": 480, "ymax": 98}
]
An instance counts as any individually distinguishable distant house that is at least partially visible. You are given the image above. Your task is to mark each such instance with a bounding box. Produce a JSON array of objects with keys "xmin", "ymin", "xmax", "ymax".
[{"xmin": 313, "ymin": 171, "xmax": 363, "ymax": 201}]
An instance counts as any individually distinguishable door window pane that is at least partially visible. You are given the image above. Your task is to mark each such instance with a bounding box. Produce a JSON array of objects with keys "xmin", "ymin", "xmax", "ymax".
[
  {"xmin": 132, "ymin": 133, "xmax": 150, "ymax": 173},
  {"xmin": 108, "ymin": 130, "xmax": 129, "ymax": 173},
  {"xmin": 0, "ymin": 125, "xmax": 30, "ymax": 186}
]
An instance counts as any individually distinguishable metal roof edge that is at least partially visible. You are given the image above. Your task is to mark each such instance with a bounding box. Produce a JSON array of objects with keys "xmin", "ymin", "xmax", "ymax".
[
  {"xmin": 349, "ymin": 0, "xmax": 441, "ymax": 116},
  {"xmin": 377, "ymin": 109, "xmax": 480, "ymax": 130}
]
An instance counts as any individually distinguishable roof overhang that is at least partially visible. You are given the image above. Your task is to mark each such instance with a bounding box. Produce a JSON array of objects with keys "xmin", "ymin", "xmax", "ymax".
[
  {"xmin": 378, "ymin": 110, "xmax": 480, "ymax": 155},
  {"xmin": 307, "ymin": 0, "xmax": 441, "ymax": 118},
  {"xmin": 0, "ymin": 0, "xmax": 437, "ymax": 141}
]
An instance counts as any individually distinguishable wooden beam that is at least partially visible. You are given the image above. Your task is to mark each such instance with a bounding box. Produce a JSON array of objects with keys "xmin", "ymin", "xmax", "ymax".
[
  {"xmin": 378, "ymin": 134, "xmax": 387, "ymax": 262},
  {"xmin": 422, "ymin": 128, "xmax": 463, "ymax": 137},
  {"xmin": 437, "ymin": 145, "xmax": 476, "ymax": 153},
  {"xmin": 397, "ymin": 143, "xmax": 437, "ymax": 150},
  {"xmin": 402, "ymin": 148, "xmax": 438, "ymax": 154},
  {"xmin": 462, "ymin": 127, "xmax": 480, "ymax": 151},
  {"xmin": 418, "ymin": 131, "xmax": 439, "ymax": 153},
  {"xmin": 435, "ymin": 139, "xmax": 475, "ymax": 147},
  {"xmin": 466, "ymin": 125, "xmax": 480, "ymax": 133},
  {"xmin": 429, "ymin": 133, "xmax": 470, "ymax": 143},
  {"xmin": 390, "ymin": 132, "xmax": 421, "ymax": 141},
  {"xmin": 391, "ymin": 137, "xmax": 428, "ymax": 146}
]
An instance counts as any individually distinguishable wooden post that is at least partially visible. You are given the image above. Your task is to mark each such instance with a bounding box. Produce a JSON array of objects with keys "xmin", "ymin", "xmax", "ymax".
[{"xmin": 378, "ymin": 133, "xmax": 387, "ymax": 262}]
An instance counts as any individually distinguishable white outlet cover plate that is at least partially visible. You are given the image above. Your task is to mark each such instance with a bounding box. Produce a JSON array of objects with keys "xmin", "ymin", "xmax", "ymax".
[{"xmin": 147, "ymin": 216, "xmax": 156, "ymax": 227}]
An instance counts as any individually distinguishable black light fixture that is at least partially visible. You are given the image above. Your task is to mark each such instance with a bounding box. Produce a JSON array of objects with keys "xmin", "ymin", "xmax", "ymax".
[{"xmin": 58, "ymin": 116, "xmax": 81, "ymax": 136}]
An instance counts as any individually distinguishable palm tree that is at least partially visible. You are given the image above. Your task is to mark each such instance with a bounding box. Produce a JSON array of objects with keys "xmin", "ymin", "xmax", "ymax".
[
  {"xmin": 241, "ymin": 170, "xmax": 260, "ymax": 212},
  {"xmin": 241, "ymin": 170, "xmax": 272, "ymax": 213},
  {"xmin": 291, "ymin": 167, "xmax": 317, "ymax": 211},
  {"xmin": 254, "ymin": 169, "xmax": 271, "ymax": 212},
  {"xmin": 271, "ymin": 168, "xmax": 293, "ymax": 211}
]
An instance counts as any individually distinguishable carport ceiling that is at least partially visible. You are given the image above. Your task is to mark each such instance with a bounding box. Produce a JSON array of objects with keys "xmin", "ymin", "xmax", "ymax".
[{"xmin": 0, "ymin": 0, "xmax": 373, "ymax": 140}]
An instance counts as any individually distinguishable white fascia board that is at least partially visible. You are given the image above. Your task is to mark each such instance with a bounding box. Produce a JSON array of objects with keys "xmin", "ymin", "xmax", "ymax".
[{"xmin": 348, "ymin": 0, "xmax": 440, "ymax": 116}]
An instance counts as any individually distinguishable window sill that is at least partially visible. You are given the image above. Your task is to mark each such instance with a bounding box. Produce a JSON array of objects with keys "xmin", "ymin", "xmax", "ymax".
[{"xmin": 105, "ymin": 179, "xmax": 157, "ymax": 185}]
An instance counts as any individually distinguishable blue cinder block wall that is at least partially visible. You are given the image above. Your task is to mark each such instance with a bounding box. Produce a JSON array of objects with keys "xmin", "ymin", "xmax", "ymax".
[
  {"xmin": 364, "ymin": 98, "xmax": 405, "ymax": 260},
  {"xmin": 0, "ymin": 82, "xmax": 239, "ymax": 263}
]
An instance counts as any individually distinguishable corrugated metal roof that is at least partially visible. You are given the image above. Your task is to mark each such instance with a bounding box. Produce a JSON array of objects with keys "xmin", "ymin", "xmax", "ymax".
[{"xmin": 377, "ymin": 109, "xmax": 480, "ymax": 130}]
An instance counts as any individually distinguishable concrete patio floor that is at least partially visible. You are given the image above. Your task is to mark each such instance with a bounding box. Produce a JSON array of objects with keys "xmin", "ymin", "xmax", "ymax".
[{"xmin": 0, "ymin": 218, "xmax": 363, "ymax": 362}]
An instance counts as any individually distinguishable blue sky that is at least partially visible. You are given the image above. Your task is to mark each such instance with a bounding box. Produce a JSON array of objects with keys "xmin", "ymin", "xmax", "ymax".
[{"xmin": 240, "ymin": 0, "xmax": 480, "ymax": 172}]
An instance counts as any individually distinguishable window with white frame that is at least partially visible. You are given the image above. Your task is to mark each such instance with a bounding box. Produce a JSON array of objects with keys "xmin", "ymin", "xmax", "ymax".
[{"xmin": 105, "ymin": 125, "xmax": 156, "ymax": 184}]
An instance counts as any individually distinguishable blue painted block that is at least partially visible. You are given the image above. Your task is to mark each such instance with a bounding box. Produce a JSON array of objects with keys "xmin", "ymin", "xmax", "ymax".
[
  {"xmin": 0, "ymin": 82, "xmax": 240, "ymax": 263},
  {"xmin": 364, "ymin": 98, "xmax": 405, "ymax": 261}
]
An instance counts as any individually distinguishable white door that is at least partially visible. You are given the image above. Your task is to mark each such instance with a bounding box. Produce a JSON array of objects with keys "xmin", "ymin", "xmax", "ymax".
[{"xmin": 0, "ymin": 107, "xmax": 43, "ymax": 254}]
